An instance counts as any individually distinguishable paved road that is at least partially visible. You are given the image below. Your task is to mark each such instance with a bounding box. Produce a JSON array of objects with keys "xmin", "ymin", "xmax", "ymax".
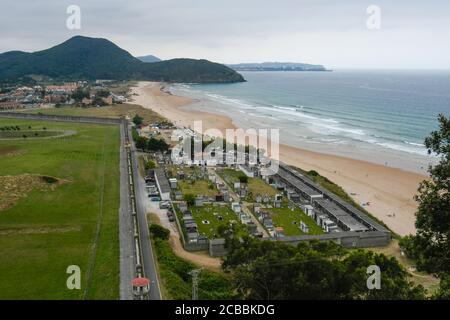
[
  {"xmin": 119, "ymin": 124, "xmax": 135, "ymax": 300},
  {"xmin": 128, "ymin": 126, "xmax": 162, "ymax": 300}
]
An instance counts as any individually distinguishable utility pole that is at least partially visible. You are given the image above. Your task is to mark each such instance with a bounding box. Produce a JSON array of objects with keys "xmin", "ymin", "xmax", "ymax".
[{"xmin": 189, "ymin": 268, "xmax": 202, "ymax": 300}]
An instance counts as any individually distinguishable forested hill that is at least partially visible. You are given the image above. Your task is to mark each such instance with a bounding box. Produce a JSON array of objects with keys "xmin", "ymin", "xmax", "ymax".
[{"xmin": 0, "ymin": 36, "xmax": 245, "ymax": 83}]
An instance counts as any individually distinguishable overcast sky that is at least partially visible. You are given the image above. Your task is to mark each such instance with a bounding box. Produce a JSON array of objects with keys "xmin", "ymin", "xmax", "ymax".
[{"xmin": 1, "ymin": 0, "xmax": 450, "ymax": 69}]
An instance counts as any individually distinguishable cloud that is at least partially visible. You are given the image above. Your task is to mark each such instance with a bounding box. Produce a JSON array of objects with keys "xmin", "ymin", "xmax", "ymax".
[{"xmin": 1, "ymin": 0, "xmax": 449, "ymax": 68}]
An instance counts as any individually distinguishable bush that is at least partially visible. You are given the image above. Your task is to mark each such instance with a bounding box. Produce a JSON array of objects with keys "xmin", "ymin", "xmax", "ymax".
[
  {"xmin": 145, "ymin": 160, "xmax": 156, "ymax": 170},
  {"xmin": 153, "ymin": 238, "xmax": 233, "ymax": 299},
  {"xmin": 133, "ymin": 114, "xmax": 144, "ymax": 126},
  {"xmin": 149, "ymin": 224, "xmax": 170, "ymax": 240},
  {"xmin": 183, "ymin": 194, "xmax": 195, "ymax": 207},
  {"xmin": 238, "ymin": 174, "xmax": 248, "ymax": 184},
  {"xmin": 41, "ymin": 176, "xmax": 59, "ymax": 184}
]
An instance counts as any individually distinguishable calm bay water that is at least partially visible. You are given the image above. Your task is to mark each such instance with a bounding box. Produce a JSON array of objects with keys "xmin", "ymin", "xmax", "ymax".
[{"xmin": 169, "ymin": 70, "xmax": 450, "ymax": 173}]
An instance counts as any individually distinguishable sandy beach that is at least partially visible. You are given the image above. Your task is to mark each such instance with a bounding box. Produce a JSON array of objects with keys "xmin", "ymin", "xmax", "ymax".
[{"xmin": 131, "ymin": 81, "xmax": 426, "ymax": 236}]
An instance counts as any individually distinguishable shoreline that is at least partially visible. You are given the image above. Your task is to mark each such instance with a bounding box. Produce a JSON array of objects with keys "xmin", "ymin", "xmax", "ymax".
[{"xmin": 130, "ymin": 81, "xmax": 426, "ymax": 236}]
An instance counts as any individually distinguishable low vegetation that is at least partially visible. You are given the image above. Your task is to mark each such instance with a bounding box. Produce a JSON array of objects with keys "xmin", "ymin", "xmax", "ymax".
[
  {"xmin": 399, "ymin": 114, "xmax": 449, "ymax": 298},
  {"xmin": 223, "ymin": 237, "xmax": 427, "ymax": 300},
  {"xmin": 0, "ymin": 119, "xmax": 120, "ymax": 299},
  {"xmin": 151, "ymin": 225, "xmax": 234, "ymax": 299},
  {"xmin": 190, "ymin": 204, "xmax": 245, "ymax": 239},
  {"xmin": 269, "ymin": 207, "xmax": 323, "ymax": 236}
]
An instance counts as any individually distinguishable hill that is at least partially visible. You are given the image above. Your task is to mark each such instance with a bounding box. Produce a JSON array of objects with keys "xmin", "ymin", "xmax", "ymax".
[
  {"xmin": 137, "ymin": 55, "xmax": 162, "ymax": 63},
  {"xmin": 228, "ymin": 62, "xmax": 329, "ymax": 72},
  {"xmin": 0, "ymin": 36, "xmax": 245, "ymax": 83}
]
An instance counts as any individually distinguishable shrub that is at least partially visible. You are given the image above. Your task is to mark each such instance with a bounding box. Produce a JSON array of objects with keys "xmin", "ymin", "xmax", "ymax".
[
  {"xmin": 149, "ymin": 224, "xmax": 170, "ymax": 240},
  {"xmin": 238, "ymin": 174, "xmax": 248, "ymax": 184}
]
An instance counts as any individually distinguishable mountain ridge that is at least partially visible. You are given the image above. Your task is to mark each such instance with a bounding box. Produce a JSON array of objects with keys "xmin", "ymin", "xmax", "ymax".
[
  {"xmin": 0, "ymin": 36, "xmax": 245, "ymax": 83},
  {"xmin": 228, "ymin": 62, "xmax": 329, "ymax": 72},
  {"xmin": 137, "ymin": 55, "xmax": 162, "ymax": 63}
]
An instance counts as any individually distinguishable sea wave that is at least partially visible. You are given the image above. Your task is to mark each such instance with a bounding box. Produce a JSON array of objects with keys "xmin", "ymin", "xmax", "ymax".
[{"xmin": 169, "ymin": 83, "xmax": 430, "ymax": 157}]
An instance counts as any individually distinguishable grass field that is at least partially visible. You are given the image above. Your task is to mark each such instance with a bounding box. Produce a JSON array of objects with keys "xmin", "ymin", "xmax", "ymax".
[
  {"xmin": 190, "ymin": 204, "xmax": 242, "ymax": 239},
  {"xmin": 217, "ymin": 168, "xmax": 278, "ymax": 201},
  {"xmin": 0, "ymin": 118, "xmax": 120, "ymax": 299},
  {"xmin": 269, "ymin": 207, "xmax": 324, "ymax": 236},
  {"xmin": 178, "ymin": 180, "xmax": 217, "ymax": 197},
  {"xmin": 28, "ymin": 103, "xmax": 166, "ymax": 124}
]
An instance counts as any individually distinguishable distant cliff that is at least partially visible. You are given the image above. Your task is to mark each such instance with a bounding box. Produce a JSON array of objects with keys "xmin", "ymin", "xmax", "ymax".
[
  {"xmin": 136, "ymin": 55, "xmax": 162, "ymax": 63},
  {"xmin": 228, "ymin": 62, "xmax": 330, "ymax": 72},
  {"xmin": 0, "ymin": 36, "xmax": 245, "ymax": 83}
]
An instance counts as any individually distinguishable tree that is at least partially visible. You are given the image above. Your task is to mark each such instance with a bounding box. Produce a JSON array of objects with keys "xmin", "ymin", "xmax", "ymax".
[
  {"xmin": 149, "ymin": 224, "xmax": 170, "ymax": 240},
  {"xmin": 91, "ymin": 96, "xmax": 107, "ymax": 106},
  {"xmin": 71, "ymin": 87, "xmax": 89, "ymax": 102},
  {"xmin": 401, "ymin": 114, "xmax": 450, "ymax": 274},
  {"xmin": 434, "ymin": 274, "xmax": 450, "ymax": 299},
  {"xmin": 183, "ymin": 193, "xmax": 195, "ymax": 207},
  {"xmin": 95, "ymin": 89, "xmax": 110, "ymax": 98},
  {"xmin": 238, "ymin": 174, "xmax": 248, "ymax": 184},
  {"xmin": 223, "ymin": 237, "xmax": 426, "ymax": 300},
  {"xmin": 145, "ymin": 160, "xmax": 156, "ymax": 170},
  {"xmin": 135, "ymin": 136, "xmax": 148, "ymax": 151},
  {"xmin": 147, "ymin": 137, "xmax": 169, "ymax": 152},
  {"xmin": 132, "ymin": 114, "xmax": 144, "ymax": 126}
]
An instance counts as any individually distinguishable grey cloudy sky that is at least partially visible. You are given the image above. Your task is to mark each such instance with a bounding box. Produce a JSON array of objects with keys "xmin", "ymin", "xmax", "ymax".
[{"xmin": 1, "ymin": 0, "xmax": 450, "ymax": 69}]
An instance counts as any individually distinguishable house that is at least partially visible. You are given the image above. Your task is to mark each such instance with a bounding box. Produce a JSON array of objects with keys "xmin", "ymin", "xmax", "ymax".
[
  {"xmin": 179, "ymin": 201, "xmax": 188, "ymax": 212},
  {"xmin": 154, "ymin": 168, "xmax": 171, "ymax": 201},
  {"xmin": 169, "ymin": 178, "xmax": 178, "ymax": 189},
  {"xmin": 177, "ymin": 171, "xmax": 186, "ymax": 180},
  {"xmin": 288, "ymin": 191, "xmax": 300, "ymax": 202},
  {"xmin": 222, "ymin": 192, "xmax": 230, "ymax": 203},
  {"xmin": 215, "ymin": 193, "xmax": 224, "ymax": 202},
  {"xmin": 102, "ymin": 95, "xmax": 113, "ymax": 105},
  {"xmin": 231, "ymin": 202, "xmax": 241, "ymax": 213},
  {"xmin": 275, "ymin": 227, "xmax": 285, "ymax": 238},
  {"xmin": 174, "ymin": 190, "xmax": 183, "ymax": 201},
  {"xmin": 209, "ymin": 238, "xmax": 227, "ymax": 257},
  {"xmin": 233, "ymin": 182, "xmax": 241, "ymax": 190},
  {"xmin": 195, "ymin": 195, "xmax": 205, "ymax": 207},
  {"xmin": 238, "ymin": 164, "xmax": 255, "ymax": 178},
  {"xmin": 302, "ymin": 205, "xmax": 314, "ymax": 218},
  {"xmin": 253, "ymin": 204, "xmax": 261, "ymax": 214},
  {"xmin": 187, "ymin": 231, "xmax": 199, "ymax": 243},
  {"xmin": 300, "ymin": 221, "xmax": 310, "ymax": 234},
  {"xmin": 239, "ymin": 212, "xmax": 252, "ymax": 224},
  {"xmin": 0, "ymin": 102, "xmax": 23, "ymax": 110},
  {"xmin": 263, "ymin": 217, "xmax": 274, "ymax": 231},
  {"xmin": 255, "ymin": 194, "xmax": 262, "ymax": 203},
  {"xmin": 238, "ymin": 188, "xmax": 247, "ymax": 198},
  {"xmin": 246, "ymin": 221, "xmax": 258, "ymax": 234},
  {"xmin": 82, "ymin": 97, "xmax": 92, "ymax": 105},
  {"xmin": 273, "ymin": 200, "xmax": 282, "ymax": 208}
]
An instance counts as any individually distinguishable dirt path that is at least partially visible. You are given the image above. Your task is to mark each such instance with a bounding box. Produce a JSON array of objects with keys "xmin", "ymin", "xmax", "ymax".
[
  {"xmin": 169, "ymin": 235, "xmax": 222, "ymax": 272},
  {"xmin": 148, "ymin": 203, "xmax": 222, "ymax": 272}
]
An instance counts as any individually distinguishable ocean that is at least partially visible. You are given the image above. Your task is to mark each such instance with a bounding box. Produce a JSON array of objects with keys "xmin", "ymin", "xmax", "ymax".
[{"xmin": 169, "ymin": 70, "xmax": 450, "ymax": 174}]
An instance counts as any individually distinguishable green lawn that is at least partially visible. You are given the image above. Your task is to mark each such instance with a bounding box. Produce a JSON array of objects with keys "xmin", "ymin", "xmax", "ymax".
[
  {"xmin": 190, "ymin": 204, "xmax": 242, "ymax": 239},
  {"xmin": 269, "ymin": 207, "xmax": 324, "ymax": 236},
  {"xmin": 0, "ymin": 118, "xmax": 120, "ymax": 299},
  {"xmin": 28, "ymin": 104, "xmax": 166, "ymax": 124},
  {"xmin": 178, "ymin": 180, "xmax": 217, "ymax": 197},
  {"xmin": 218, "ymin": 168, "xmax": 278, "ymax": 201},
  {"xmin": 152, "ymin": 238, "xmax": 233, "ymax": 299}
]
